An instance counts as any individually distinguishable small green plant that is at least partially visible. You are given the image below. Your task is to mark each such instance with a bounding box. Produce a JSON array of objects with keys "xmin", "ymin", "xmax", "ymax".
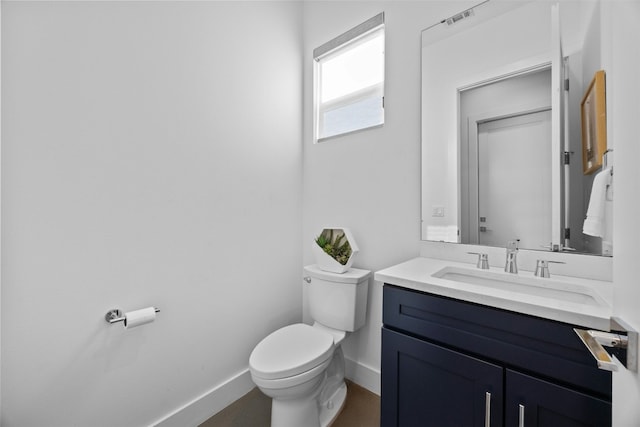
[{"xmin": 315, "ymin": 229, "xmax": 352, "ymax": 265}]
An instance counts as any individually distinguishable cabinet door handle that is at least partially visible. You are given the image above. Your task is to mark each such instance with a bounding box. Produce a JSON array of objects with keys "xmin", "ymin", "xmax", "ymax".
[
  {"xmin": 485, "ymin": 392, "xmax": 491, "ymax": 427},
  {"xmin": 518, "ymin": 404, "xmax": 525, "ymax": 427}
]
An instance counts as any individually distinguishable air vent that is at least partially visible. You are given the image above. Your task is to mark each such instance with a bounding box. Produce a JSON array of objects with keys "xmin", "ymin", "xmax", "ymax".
[{"xmin": 445, "ymin": 8, "xmax": 475, "ymax": 26}]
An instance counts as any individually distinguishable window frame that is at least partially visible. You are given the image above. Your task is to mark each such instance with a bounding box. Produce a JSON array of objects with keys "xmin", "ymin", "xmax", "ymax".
[{"xmin": 313, "ymin": 13, "xmax": 385, "ymax": 143}]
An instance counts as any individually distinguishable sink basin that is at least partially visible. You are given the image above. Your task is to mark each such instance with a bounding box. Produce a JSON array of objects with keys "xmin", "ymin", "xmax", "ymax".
[{"xmin": 432, "ymin": 267, "xmax": 607, "ymax": 307}]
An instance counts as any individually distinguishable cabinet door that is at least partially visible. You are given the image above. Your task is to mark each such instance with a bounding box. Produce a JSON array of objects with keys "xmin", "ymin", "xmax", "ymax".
[
  {"xmin": 505, "ymin": 370, "xmax": 611, "ymax": 427},
  {"xmin": 382, "ymin": 328, "xmax": 503, "ymax": 427}
]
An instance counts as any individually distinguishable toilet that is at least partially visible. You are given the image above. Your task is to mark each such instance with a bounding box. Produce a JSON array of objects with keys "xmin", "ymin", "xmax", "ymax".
[{"xmin": 249, "ymin": 264, "xmax": 370, "ymax": 427}]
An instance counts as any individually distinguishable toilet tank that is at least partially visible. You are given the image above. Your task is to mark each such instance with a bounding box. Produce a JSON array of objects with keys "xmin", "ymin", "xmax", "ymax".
[{"xmin": 303, "ymin": 264, "xmax": 371, "ymax": 332}]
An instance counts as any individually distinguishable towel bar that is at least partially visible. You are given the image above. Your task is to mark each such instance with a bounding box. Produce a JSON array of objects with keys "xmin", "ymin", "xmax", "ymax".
[{"xmin": 574, "ymin": 316, "xmax": 637, "ymax": 372}]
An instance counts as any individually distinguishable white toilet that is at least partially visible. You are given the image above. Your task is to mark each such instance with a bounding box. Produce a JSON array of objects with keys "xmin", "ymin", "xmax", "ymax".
[{"xmin": 249, "ymin": 264, "xmax": 370, "ymax": 427}]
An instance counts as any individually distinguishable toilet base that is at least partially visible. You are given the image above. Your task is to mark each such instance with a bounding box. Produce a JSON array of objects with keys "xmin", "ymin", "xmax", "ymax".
[
  {"xmin": 256, "ymin": 341, "xmax": 350, "ymax": 427},
  {"xmin": 319, "ymin": 381, "xmax": 347, "ymax": 427},
  {"xmin": 271, "ymin": 393, "xmax": 320, "ymax": 427},
  {"xmin": 270, "ymin": 380, "xmax": 347, "ymax": 427}
]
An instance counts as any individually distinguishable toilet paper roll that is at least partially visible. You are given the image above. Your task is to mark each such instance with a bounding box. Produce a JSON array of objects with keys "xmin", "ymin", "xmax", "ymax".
[{"xmin": 124, "ymin": 307, "xmax": 156, "ymax": 329}]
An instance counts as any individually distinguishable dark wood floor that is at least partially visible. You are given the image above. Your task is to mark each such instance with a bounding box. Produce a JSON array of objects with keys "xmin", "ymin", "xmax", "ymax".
[{"xmin": 199, "ymin": 381, "xmax": 380, "ymax": 427}]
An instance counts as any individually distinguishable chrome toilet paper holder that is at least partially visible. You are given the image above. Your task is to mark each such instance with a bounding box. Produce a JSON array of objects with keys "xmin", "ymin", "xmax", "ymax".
[{"xmin": 105, "ymin": 307, "xmax": 160, "ymax": 324}]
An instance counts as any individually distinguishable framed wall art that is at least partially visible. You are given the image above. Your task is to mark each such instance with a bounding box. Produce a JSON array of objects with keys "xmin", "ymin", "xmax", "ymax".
[{"xmin": 581, "ymin": 70, "xmax": 607, "ymax": 174}]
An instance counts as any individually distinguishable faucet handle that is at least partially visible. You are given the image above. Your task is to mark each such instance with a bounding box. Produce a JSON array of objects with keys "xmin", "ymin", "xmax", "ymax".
[
  {"xmin": 506, "ymin": 240, "xmax": 520, "ymax": 251},
  {"xmin": 468, "ymin": 252, "xmax": 489, "ymax": 270},
  {"xmin": 534, "ymin": 259, "xmax": 565, "ymax": 278},
  {"xmin": 540, "ymin": 243, "xmax": 561, "ymax": 252}
]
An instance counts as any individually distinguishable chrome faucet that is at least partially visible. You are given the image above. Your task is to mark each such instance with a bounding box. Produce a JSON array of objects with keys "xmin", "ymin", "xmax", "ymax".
[{"xmin": 505, "ymin": 240, "xmax": 519, "ymax": 274}]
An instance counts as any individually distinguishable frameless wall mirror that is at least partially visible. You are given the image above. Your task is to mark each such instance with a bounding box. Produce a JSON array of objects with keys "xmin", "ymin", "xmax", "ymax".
[{"xmin": 421, "ymin": 0, "xmax": 612, "ymax": 256}]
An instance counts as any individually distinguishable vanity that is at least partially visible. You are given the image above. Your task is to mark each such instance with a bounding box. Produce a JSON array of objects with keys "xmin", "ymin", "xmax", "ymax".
[
  {"xmin": 376, "ymin": 257, "xmax": 613, "ymax": 427},
  {"xmin": 381, "ymin": 1, "xmax": 635, "ymax": 424}
]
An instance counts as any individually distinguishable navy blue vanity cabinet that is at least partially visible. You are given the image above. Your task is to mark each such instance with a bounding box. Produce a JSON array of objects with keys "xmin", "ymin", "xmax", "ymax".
[
  {"xmin": 505, "ymin": 370, "xmax": 611, "ymax": 426},
  {"xmin": 382, "ymin": 328, "xmax": 503, "ymax": 426},
  {"xmin": 381, "ymin": 284, "xmax": 612, "ymax": 427}
]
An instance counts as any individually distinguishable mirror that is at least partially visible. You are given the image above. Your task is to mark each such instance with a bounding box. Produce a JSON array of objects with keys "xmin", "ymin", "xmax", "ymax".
[{"xmin": 421, "ymin": 0, "xmax": 612, "ymax": 256}]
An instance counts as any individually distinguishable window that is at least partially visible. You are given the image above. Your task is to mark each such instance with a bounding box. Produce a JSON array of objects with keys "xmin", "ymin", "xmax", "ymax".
[{"xmin": 314, "ymin": 13, "xmax": 385, "ymax": 142}]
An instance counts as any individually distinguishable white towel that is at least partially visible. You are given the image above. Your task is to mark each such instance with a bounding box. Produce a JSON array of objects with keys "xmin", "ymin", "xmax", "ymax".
[{"xmin": 583, "ymin": 167, "xmax": 612, "ymax": 238}]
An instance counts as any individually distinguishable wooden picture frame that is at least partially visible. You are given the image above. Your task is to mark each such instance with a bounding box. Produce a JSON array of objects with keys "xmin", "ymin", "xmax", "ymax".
[{"xmin": 581, "ymin": 70, "xmax": 607, "ymax": 174}]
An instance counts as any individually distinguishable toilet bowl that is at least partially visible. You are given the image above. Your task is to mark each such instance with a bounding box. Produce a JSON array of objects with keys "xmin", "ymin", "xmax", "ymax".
[
  {"xmin": 249, "ymin": 265, "xmax": 370, "ymax": 427},
  {"xmin": 250, "ymin": 323, "xmax": 341, "ymax": 427}
]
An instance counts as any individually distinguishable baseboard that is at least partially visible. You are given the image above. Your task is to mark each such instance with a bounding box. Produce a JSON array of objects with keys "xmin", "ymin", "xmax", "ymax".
[
  {"xmin": 152, "ymin": 368, "xmax": 254, "ymax": 427},
  {"xmin": 344, "ymin": 357, "xmax": 380, "ymax": 396}
]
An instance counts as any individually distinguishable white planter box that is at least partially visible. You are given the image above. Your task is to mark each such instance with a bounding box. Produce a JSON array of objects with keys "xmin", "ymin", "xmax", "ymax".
[{"xmin": 312, "ymin": 227, "xmax": 359, "ymax": 274}]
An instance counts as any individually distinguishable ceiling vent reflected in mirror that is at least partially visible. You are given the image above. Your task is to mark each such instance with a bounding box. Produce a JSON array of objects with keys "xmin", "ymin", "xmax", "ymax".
[{"xmin": 445, "ymin": 8, "xmax": 475, "ymax": 26}]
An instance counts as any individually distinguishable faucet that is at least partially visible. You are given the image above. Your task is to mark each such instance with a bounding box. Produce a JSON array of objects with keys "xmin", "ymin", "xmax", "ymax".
[{"xmin": 504, "ymin": 240, "xmax": 519, "ymax": 274}]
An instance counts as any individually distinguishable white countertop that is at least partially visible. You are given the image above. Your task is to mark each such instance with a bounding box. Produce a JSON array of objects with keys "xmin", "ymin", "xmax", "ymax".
[{"xmin": 375, "ymin": 257, "xmax": 613, "ymax": 331}]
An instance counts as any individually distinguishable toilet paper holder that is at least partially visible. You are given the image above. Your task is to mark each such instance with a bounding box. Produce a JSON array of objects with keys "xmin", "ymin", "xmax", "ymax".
[{"xmin": 105, "ymin": 307, "xmax": 160, "ymax": 324}]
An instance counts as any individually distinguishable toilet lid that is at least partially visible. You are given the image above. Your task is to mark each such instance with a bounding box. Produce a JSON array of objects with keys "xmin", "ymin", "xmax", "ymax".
[{"xmin": 249, "ymin": 323, "xmax": 334, "ymax": 380}]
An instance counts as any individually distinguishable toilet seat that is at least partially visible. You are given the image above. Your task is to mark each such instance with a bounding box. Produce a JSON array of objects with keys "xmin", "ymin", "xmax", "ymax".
[{"xmin": 249, "ymin": 323, "xmax": 334, "ymax": 381}]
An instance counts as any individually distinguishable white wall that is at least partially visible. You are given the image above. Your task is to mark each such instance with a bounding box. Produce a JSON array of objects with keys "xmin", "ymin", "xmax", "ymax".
[
  {"xmin": 1, "ymin": 2, "xmax": 302, "ymax": 426},
  {"xmin": 3, "ymin": 1, "xmax": 637, "ymax": 425},
  {"xmin": 0, "ymin": 3, "xmax": 3, "ymax": 423},
  {"xmin": 302, "ymin": 1, "xmax": 458, "ymax": 392},
  {"xmin": 605, "ymin": 1, "xmax": 640, "ymax": 425}
]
